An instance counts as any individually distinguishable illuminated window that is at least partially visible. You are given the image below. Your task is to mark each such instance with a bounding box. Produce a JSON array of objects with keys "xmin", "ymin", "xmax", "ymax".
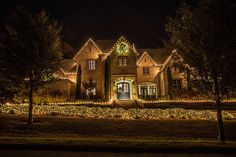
[
  {"xmin": 118, "ymin": 84, "xmax": 123, "ymax": 92},
  {"xmin": 149, "ymin": 85, "xmax": 156, "ymax": 95},
  {"xmin": 172, "ymin": 79, "xmax": 182, "ymax": 90},
  {"xmin": 124, "ymin": 83, "xmax": 129, "ymax": 92},
  {"xmin": 118, "ymin": 57, "xmax": 127, "ymax": 66},
  {"xmin": 88, "ymin": 60, "xmax": 95, "ymax": 70},
  {"xmin": 86, "ymin": 88, "xmax": 96, "ymax": 95},
  {"xmin": 143, "ymin": 67, "xmax": 149, "ymax": 75}
]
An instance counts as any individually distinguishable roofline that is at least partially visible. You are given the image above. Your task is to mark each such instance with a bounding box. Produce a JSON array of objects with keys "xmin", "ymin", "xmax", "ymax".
[
  {"xmin": 73, "ymin": 38, "xmax": 104, "ymax": 60},
  {"xmin": 136, "ymin": 51, "xmax": 158, "ymax": 66},
  {"xmin": 160, "ymin": 49, "xmax": 177, "ymax": 71},
  {"xmin": 107, "ymin": 36, "xmax": 138, "ymax": 56}
]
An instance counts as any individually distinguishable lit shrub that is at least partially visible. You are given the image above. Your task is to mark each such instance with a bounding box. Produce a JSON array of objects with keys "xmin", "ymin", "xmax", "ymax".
[
  {"xmin": 0, "ymin": 104, "xmax": 234, "ymax": 120},
  {"xmin": 8, "ymin": 109, "xmax": 15, "ymax": 114}
]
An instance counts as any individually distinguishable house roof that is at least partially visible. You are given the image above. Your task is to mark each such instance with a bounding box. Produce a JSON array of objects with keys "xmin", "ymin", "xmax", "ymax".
[
  {"xmin": 60, "ymin": 59, "xmax": 77, "ymax": 73},
  {"xmin": 137, "ymin": 48, "xmax": 171, "ymax": 65},
  {"xmin": 107, "ymin": 36, "xmax": 136, "ymax": 55},
  {"xmin": 95, "ymin": 39, "xmax": 116, "ymax": 53},
  {"xmin": 73, "ymin": 38, "xmax": 103, "ymax": 60}
]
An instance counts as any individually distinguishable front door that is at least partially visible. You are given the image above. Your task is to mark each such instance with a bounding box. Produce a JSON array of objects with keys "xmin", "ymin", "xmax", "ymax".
[{"xmin": 117, "ymin": 82, "xmax": 130, "ymax": 99}]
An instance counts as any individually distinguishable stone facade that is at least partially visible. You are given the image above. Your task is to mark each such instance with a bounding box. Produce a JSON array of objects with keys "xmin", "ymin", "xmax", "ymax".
[{"xmin": 57, "ymin": 36, "xmax": 188, "ymax": 100}]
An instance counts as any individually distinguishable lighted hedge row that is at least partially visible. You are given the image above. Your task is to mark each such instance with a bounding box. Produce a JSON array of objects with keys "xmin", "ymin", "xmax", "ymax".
[{"xmin": 0, "ymin": 104, "xmax": 234, "ymax": 120}]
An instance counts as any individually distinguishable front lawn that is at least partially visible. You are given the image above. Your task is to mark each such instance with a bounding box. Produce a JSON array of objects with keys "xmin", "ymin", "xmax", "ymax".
[
  {"xmin": 1, "ymin": 114, "xmax": 236, "ymax": 152},
  {"xmin": 1, "ymin": 114, "xmax": 236, "ymax": 140}
]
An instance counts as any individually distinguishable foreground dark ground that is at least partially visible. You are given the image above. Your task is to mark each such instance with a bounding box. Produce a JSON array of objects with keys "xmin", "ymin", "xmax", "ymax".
[{"xmin": 1, "ymin": 114, "xmax": 236, "ymax": 153}]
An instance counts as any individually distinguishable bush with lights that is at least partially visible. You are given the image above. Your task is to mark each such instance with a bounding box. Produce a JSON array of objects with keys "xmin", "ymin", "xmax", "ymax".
[{"xmin": 0, "ymin": 104, "xmax": 234, "ymax": 120}]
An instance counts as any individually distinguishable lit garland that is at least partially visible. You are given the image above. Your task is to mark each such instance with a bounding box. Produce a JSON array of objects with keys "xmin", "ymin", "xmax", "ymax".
[
  {"xmin": 116, "ymin": 41, "xmax": 129, "ymax": 55},
  {"xmin": 137, "ymin": 99, "xmax": 236, "ymax": 104},
  {"xmin": 5, "ymin": 99, "xmax": 235, "ymax": 107},
  {"xmin": 48, "ymin": 99, "xmax": 114, "ymax": 106},
  {"xmin": 136, "ymin": 51, "xmax": 158, "ymax": 66},
  {"xmin": 73, "ymin": 38, "xmax": 103, "ymax": 60}
]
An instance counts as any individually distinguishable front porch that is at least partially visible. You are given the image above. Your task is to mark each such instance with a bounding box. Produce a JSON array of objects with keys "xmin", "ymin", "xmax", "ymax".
[{"xmin": 138, "ymin": 82, "xmax": 158, "ymax": 99}]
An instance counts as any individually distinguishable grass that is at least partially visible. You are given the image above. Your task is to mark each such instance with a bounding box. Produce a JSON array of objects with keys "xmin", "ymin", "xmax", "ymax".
[
  {"xmin": 144, "ymin": 102, "xmax": 236, "ymax": 110},
  {"xmin": 1, "ymin": 114, "xmax": 236, "ymax": 152}
]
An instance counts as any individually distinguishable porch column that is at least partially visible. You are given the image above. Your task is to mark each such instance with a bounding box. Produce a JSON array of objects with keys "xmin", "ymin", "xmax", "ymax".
[
  {"xmin": 160, "ymin": 72, "xmax": 166, "ymax": 96},
  {"xmin": 147, "ymin": 85, "xmax": 150, "ymax": 95},
  {"xmin": 138, "ymin": 85, "xmax": 141, "ymax": 96}
]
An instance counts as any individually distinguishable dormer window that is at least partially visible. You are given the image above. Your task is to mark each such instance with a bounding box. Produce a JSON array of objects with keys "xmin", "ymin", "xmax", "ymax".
[{"xmin": 88, "ymin": 60, "xmax": 95, "ymax": 70}]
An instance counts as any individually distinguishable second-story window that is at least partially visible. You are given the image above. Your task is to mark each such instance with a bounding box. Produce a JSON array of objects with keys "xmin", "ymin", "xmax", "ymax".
[
  {"xmin": 118, "ymin": 57, "xmax": 127, "ymax": 66},
  {"xmin": 88, "ymin": 60, "xmax": 95, "ymax": 70},
  {"xmin": 143, "ymin": 67, "xmax": 149, "ymax": 75}
]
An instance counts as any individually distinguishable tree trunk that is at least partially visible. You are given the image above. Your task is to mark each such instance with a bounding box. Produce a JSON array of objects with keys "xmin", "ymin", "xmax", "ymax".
[
  {"xmin": 167, "ymin": 67, "xmax": 173, "ymax": 100},
  {"xmin": 186, "ymin": 68, "xmax": 192, "ymax": 92},
  {"xmin": 28, "ymin": 80, "xmax": 33, "ymax": 128},
  {"xmin": 216, "ymin": 97, "xmax": 225, "ymax": 142}
]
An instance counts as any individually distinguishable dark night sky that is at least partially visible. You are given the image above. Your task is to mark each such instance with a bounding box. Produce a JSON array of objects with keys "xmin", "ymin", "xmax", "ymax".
[{"xmin": 0, "ymin": 0, "xmax": 198, "ymax": 49}]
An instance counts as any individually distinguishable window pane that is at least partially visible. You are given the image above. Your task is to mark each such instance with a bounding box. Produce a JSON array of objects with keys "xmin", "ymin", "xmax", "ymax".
[
  {"xmin": 86, "ymin": 88, "xmax": 96, "ymax": 95},
  {"xmin": 143, "ymin": 67, "xmax": 149, "ymax": 74},
  {"xmin": 149, "ymin": 86, "xmax": 152, "ymax": 95},
  {"xmin": 119, "ymin": 59, "xmax": 122, "ymax": 66},
  {"xmin": 152, "ymin": 86, "xmax": 156, "ymax": 94},
  {"xmin": 123, "ymin": 58, "xmax": 127, "ymax": 65},
  {"xmin": 88, "ymin": 60, "xmax": 95, "ymax": 70},
  {"xmin": 118, "ymin": 84, "xmax": 123, "ymax": 92},
  {"xmin": 124, "ymin": 84, "xmax": 129, "ymax": 92},
  {"xmin": 172, "ymin": 79, "xmax": 181, "ymax": 90},
  {"xmin": 118, "ymin": 58, "xmax": 127, "ymax": 66}
]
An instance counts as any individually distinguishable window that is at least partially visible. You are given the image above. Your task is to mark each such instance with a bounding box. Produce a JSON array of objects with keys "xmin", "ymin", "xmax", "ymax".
[
  {"xmin": 124, "ymin": 83, "xmax": 129, "ymax": 92},
  {"xmin": 118, "ymin": 57, "xmax": 127, "ymax": 66},
  {"xmin": 149, "ymin": 85, "xmax": 156, "ymax": 95},
  {"xmin": 86, "ymin": 88, "xmax": 96, "ymax": 96},
  {"xmin": 143, "ymin": 67, "xmax": 149, "ymax": 75},
  {"xmin": 88, "ymin": 60, "xmax": 95, "ymax": 70},
  {"xmin": 172, "ymin": 79, "xmax": 182, "ymax": 90}
]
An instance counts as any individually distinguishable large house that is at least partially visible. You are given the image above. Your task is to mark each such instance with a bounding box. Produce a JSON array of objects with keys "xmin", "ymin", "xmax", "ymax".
[{"xmin": 55, "ymin": 36, "xmax": 188, "ymax": 100}]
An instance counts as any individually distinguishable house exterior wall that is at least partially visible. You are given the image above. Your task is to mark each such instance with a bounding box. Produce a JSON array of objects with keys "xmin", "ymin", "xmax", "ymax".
[
  {"xmin": 108, "ymin": 40, "xmax": 138, "ymax": 99},
  {"xmin": 58, "ymin": 37, "xmax": 188, "ymax": 100},
  {"xmin": 137, "ymin": 53, "xmax": 161, "ymax": 84},
  {"xmin": 165, "ymin": 58, "xmax": 188, "ymax": 93},
  {"xmin": 47, "ymin": 80, "xmax": 76, "ymax": 96},
  {"xmin": 74, "ymin": 41, "xmax": 106, "ymax": 99},
  {"xmin": 109, "ymin": 47, "xmax": 137, "ymax": 76}
]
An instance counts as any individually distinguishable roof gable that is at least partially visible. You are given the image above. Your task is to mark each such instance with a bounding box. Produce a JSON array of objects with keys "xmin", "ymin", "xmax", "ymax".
[
  {"xmin": 107, "ymin": 36, "xmax": 138, "ymax": 56},
  {"xmin": 160, "ymin": 49, "xmax": 185, "ymax": 71},
  {"xmin": 73, "ymin": 38, "xmax": 103, "ymax": 60},
  {"xmin": 136, "ymin": 51, "xmax": 158, "ymax": 66},
  {"xmin": 137, "ymin": 48, "xmax": 171, "ymax": 65}
]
